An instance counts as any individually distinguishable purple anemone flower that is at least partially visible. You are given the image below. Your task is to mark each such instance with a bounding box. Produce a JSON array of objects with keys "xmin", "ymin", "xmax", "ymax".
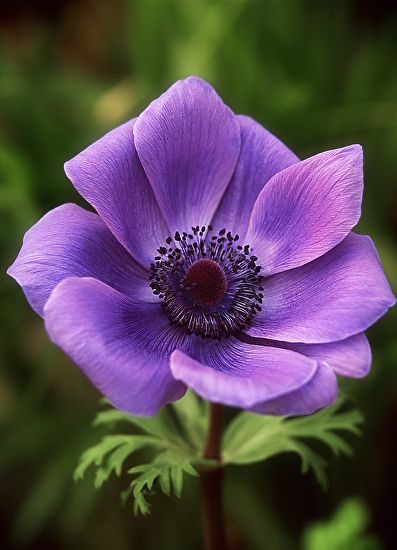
[{"xmin": 8, "ymin": 77, "xmax": 395, "ymax": 416}]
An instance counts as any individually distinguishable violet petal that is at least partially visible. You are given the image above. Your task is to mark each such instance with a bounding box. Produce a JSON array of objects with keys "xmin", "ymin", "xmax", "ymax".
[
  {"xmin": 250, "ymin": 363, "xmax": 337, "ymax": 416},
  {"xmin": 64, "ymin": 119, "xmax": 169, "ymax": 267},
  {"xmin": 211, "ymin": 115, "xmax": 298, "ymax": 239},
  {"xmin": 246, "ymin": 145, "xmax": 363, "ymax": 275},
  {"xmin": 134, "ymin": 76, "xmax": 241, "ymax": 233},
  {"xmin": 286, "ymin": 333, "xmax": 371, "ymax": 378},
  {"xmin": 7, "ymin": 204, "xmax": 154, "ymax": 317},
  {"xmin": 44, "ymin": 277, "xmax": 189, "ymax": 415},
  {"xmin": 170, "ymin": 338, "xmax": 317, "ymax": 408},
  {"xmin": 248, "ymin": 233, "xmax": 396, "ymax": 343}
]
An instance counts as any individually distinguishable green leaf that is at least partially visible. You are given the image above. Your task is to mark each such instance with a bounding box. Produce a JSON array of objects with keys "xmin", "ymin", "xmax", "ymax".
[
  {"xmin": 73, "ymin": 434, "xmax": 164, "ymax": 485},
  {"xmin": 133, "ymin": 492, "xmax": 151, "ymax": 516},
  {"xmin": 74, "ymin": 397, "xmax": 202, "ymax": 515},
  {"xmin": 126, "ymin": 451, "xmax": 198, "ymax": 515},
  {"xmin": 171, "ymin": 390, "xmax": 208, "ymax": 450},
  {"xmin": 93, "ymin": 406, "xmax": 184, "ymax": 446},
  {"xmin": 302, "ymin": 497, "xmax": 382, "ymax": 550},
  {"xmin": 222, "ymin": 396, "xmax": 363, "ymax": 488},
  {"xmin": 75, "ymin": 395, "xmax": 362, "ymax": 515}
]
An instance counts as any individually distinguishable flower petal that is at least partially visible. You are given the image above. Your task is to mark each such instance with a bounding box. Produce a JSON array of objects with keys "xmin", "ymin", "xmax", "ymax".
[
  {"xmin": 44, "ymin": 278, "xmax": 188, "ymax": 415},
  {"xmin": 7, "ymin": 204, "xmax": 155, "ymax": 317},
  {"xmin": 246, "ymin": 145, "xmax": 363, "ymax": 275},
  {"xmin": 287, "ymin": 333, "xmax": 371, "ymax": 378},
  {"xmin": 64, "ymin": 119, "xmax": 169, "ymax": 267},
  {"xmin": 211, "ymin": 115, "xmax": 298, "ymax": 239},
  {"xmin": 248, "ymin": 233, "xmax": 396, "ymax": 343},
  {"xmin": 170, "ymin": 338, "xmax": 317, "ymax": 408},
  {"xmin": 250, "ymin": 363, "xmax": 337, "ymax": 416},
  {"xmin": 134, "ymin": 77, "xmax": 241, "ymax": 233}
]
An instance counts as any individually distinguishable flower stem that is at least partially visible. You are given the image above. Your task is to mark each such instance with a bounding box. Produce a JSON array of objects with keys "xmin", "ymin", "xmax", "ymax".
[{"xmin": 200, "ymin": 403, "xmax": 228, "ymax": 550}]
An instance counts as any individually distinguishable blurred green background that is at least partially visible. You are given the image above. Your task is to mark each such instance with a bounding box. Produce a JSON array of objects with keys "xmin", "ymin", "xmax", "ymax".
[{"xmin": 1, "ymin": 0, "xmax": 397, "ymax": 548}]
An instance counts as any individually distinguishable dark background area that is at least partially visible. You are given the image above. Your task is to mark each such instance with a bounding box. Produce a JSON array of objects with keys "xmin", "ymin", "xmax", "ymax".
[{"xmin": 1, "ymin": 1, "xmax": 397, "ymax": 548}]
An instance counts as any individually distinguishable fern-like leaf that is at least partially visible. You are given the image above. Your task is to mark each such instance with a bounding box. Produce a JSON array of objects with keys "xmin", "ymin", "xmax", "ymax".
[
  {"xmin": 222, "ymin": 396, "xmax": 363, "ymax": 488},
  {"xmin": 74, "ymin": 394, "xmax": 363, "ymax": 514},
  {"xmin": 93, "ymin": 406, "xmax": 187, "ymax": 447},
  {"xmin": 74, "ymin": 396, "xmax": 203, "ymax": 514},
  {"xmin": 74, "ymin": 434, "xmax": 171, "ymax": 487},
  {"xmin": 126, "ymin": 452, "xmax": 198, "ymax": 515}
]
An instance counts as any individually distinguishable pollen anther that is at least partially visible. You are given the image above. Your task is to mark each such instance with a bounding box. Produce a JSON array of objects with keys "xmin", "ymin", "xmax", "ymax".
[{"xmin": 149, "ymin": 226, "xmax": 263, "ymax": 339}]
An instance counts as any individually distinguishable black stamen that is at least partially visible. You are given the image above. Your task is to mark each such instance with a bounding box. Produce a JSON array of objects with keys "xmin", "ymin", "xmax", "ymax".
[{"xmin": 149, "ymin": 226, "xmax": 263, "ymax": 339}]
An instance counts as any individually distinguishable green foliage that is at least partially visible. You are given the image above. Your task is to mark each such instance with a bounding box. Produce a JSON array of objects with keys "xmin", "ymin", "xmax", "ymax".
[
  {"xmin": 93, "ymin": 405, "xmax": 186, "ymax": 445},
  {"xmin": 74, "ymin": 435, "xmax": 164, "ymax": 489},
  {"xmin": 124, "ymin": 452, "xmax": 197, "ymax": 515},
  {"xmin": 75, "ymin": 393, "xmax": 363, "ymax": 514},
  {"xmin": 302, "ymin": 498, "xmax": 382, "ymax": 550},
  {"xmin": 171, "ymin": 388, "xmax": 209, "ymax": 450},
  {"xmin": 222, "ymin": 397, "xmax": 363, "ymax": 488},
  {"xmin": 74, "ymin": 392, "xmax": 205, "ymax": 515}
]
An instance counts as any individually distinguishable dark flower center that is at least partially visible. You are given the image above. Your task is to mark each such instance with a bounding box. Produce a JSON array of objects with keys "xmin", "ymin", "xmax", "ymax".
[
  {"xmin": 149, "ymin": 226, "xmax": 263, "ymax": 339},
  {"xmin": 184, "ymin": 259, "xmax": 227, "ymax": 306}
]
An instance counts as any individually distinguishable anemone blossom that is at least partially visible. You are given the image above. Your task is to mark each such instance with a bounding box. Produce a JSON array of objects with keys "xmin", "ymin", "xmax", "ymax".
[{"xmin": 8, "ymin": 77, "xmax": 395, "ymax": 416}]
